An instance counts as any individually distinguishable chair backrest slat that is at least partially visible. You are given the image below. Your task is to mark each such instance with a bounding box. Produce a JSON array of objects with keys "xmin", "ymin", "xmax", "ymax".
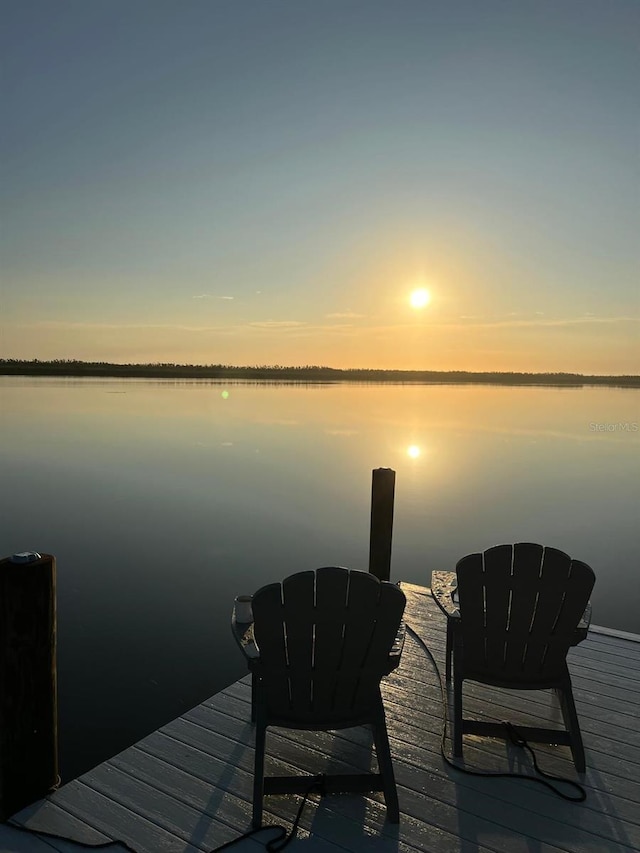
[
  {"xmin": 313, "ymin": 567, "xmax": 350, "ymax": 672},
  {"xmin": 281, "ymin": 571, "xmax": 316, "ymax": 672},
  {"xmin": 530, "ymin": 547, "xmax": 573, "ymax": 638},
  {"xmin": 367, "ymin": 582, "xmax": 407, "ymax": 663},
  {"xmin": 338, "ymin": 572, "xmax": 381, "ymax": 672},
  {"xmin": 456, "ymin": 552, "xmax": 485, "ymax": 635},
  {"xmin": 251, "ymin": 582, "xmax": 287, "ymax": 666},
  {"xmin": 506, "ymin": 542, "xmax": 545, "ymax": 641}
]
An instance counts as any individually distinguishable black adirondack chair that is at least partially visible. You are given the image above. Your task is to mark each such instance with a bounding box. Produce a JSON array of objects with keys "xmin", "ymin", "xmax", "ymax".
[
  {"xmin": 434, "ymin": 543, "xmax": 595, "ymax": 771},
  {"xmin": 232, "ymin": 567, "xmax": 406, "ymax": 827}
]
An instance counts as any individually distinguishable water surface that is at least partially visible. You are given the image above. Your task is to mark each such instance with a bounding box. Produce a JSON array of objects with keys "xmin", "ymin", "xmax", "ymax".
[{"xmin": 1, "ymin": 377, "xmax": 638, "ymax": 780}]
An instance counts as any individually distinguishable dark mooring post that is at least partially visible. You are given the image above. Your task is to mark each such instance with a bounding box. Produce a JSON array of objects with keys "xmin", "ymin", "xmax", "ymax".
[
  {"xmin": 0, "ymin": 552, "xmax": 58, "ymax": 819},
  {"xmin": 368, "ymin": 468, "xmax": 396, "ymax": 582}
]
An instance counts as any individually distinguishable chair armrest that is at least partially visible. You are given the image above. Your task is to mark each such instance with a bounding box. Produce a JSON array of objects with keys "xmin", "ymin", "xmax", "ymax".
[
  {"xmin": 387, "ymin": 620, "xmax": 406, "ymax": 670},
  {"xmin": 231, "ymin": 611, "xmax": 260, "ymax": 661},
  {"xmin": 572, "ymin": 601, "xmax": 592, "ymax": 645},
  {"xmin": 430, "ymin": 571, "xmax": 460, "ymax": 619}
]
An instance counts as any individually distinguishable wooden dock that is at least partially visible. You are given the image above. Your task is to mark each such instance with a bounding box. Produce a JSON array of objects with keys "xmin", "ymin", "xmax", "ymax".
[{"xmin": 4, "ymin": 583, "xmax": 640, "ymax": 852}]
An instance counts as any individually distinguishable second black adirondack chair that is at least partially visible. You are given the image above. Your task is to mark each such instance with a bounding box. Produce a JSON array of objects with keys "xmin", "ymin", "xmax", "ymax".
[
  {"xmin": 233, "ymin": 567, "xmax": 406, "ymax": 827},
  {"xmin": 444, "ymin": 543, "xmax": 595, "ymax": 771}
]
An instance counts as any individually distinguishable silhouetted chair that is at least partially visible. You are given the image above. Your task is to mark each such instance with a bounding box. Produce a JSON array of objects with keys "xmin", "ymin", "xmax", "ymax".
[
  {"xmin": 232, "ymin": 567, "xmax": 406, "ymax": 827},
  {"xmin": 432, "ymin": 543, "xmax": 595, "ymax": 771}
]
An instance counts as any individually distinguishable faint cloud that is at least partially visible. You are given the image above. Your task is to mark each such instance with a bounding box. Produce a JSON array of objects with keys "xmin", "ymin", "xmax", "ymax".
[
  {"xmin": 255, "ymin": 315, "xmax": 636, "ymax": 333},
  {"xmin": 524, "ymin": 316, "xmax": 638, "ymax": 328},
  {"xmin": 326, "ymin": 312, "xmax": 365, "ymax": 319},
  {"xmin": 249, "ymin": 320, "xmax": 306, "ymax": 329},
  {"xmin": 21, "ymin": 320, "xmax": 237, "ymax": 334},
  {"xmin": 325, "ymin": 428, "xmax": 359, "ymax": 436},
  {"xmin": 451, "ymin": 315, "xmax": 638, "ymax": 330},
  {"xmin": 192, "ymin": 294, "xmax": 234, "ymax": 300},
  {"xmin": 321, "ymin": 324, "xmax": 356, "ymax": 333}
]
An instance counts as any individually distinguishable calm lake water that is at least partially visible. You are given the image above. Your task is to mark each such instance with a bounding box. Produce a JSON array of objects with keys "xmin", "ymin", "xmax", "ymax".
[{"xmin": 1, "ymin": 376, "xmax": 638, "ymax": 780}]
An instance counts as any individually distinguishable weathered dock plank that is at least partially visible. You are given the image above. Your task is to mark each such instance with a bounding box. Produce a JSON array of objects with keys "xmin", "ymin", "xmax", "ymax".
[{"xmin": 8, "ymin": 582, "xmax": 640, "ymax": 853}]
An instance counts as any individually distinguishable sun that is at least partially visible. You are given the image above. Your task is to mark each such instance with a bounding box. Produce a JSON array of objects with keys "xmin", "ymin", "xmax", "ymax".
[{"xmin": 410, "ymin": 288, "xmax": 430, "ymax": 309}]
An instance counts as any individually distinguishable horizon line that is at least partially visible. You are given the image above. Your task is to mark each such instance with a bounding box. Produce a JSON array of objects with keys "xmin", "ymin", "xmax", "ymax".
[{"xmin": 1, "ymin": 358, "xmax": 638, "ymax": 381}]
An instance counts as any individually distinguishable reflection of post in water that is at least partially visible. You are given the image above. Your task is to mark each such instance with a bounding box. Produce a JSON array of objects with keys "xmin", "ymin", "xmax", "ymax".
[
  {"xmin": 368, "ymin": 467, "xmax": 396, "ymax": 582},
  {"xmin": 0, "ymin": 552, "xmax": 58, "ymax": 819}
]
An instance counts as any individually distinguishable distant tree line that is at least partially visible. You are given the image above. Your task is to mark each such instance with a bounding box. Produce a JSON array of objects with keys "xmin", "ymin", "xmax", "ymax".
[{"xmin": 1, "ymin": 359, "xmax": 638, "ymax": 387}]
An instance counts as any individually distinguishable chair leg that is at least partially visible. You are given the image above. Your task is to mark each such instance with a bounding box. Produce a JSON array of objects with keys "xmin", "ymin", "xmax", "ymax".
[
  {"xmin": 372, "ymin": 712, "xmax": 400, "ymax": 823},
  {"xmin": 452, "ymin": 631, "xmax": 464, "ymax": 757},
  {"xmin": 250, "ymin": 672, "xmax": 257, "ymax": 723},
  {"xmin": 253, "ymin": 720, "xmax": 267, "ymax": 828},
  {"xmin": 445, "ymin": 620, "xmax": 453, "ymax": 682},
  {"xmin": 453, "ymin": 673, "xmax": 464, "ymax": 757},
  {"xmin": 557, "ymin": 680, "xmax": 586, "ymax": 772}
]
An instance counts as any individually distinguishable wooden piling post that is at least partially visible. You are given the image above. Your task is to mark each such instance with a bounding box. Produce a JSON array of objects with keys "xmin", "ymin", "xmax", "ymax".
[
  {"xmin": 0, "ymin": 552, "xmax": 58, "ymax": 819},
  {"xmin": 368, "ymin": 468, "xmax": 396, "ymax": 582}
]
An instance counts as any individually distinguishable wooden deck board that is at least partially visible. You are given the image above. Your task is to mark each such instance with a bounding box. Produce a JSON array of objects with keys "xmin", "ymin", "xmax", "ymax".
[
  {"xmin": 3, "ymin": 801, "xmax": 132, "ymax": 852},
  {"xmin": 9, "ymin": 582, "xmax": 640, "ymax": 853}
]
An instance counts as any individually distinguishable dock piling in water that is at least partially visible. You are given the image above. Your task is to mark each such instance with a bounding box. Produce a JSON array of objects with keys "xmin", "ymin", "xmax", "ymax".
[
  {"xmin": 368, "ymin": 467, "xmax": 396, "ymax": 582},
  {"xmin": 0, "ymin": 552, "xmax": 58, "ymax": 819}
]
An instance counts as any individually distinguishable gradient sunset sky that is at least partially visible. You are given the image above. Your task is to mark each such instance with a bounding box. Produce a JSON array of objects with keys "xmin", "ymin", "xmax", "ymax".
[{"xmin": 2, "ymin": 0, "xmax": 638, "ymax": 372}]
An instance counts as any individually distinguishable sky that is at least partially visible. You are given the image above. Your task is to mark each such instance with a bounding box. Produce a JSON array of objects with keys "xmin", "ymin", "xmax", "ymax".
[{"xmin": 1, "ymin": 0, "xmax": 638, "ymax": 372}]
